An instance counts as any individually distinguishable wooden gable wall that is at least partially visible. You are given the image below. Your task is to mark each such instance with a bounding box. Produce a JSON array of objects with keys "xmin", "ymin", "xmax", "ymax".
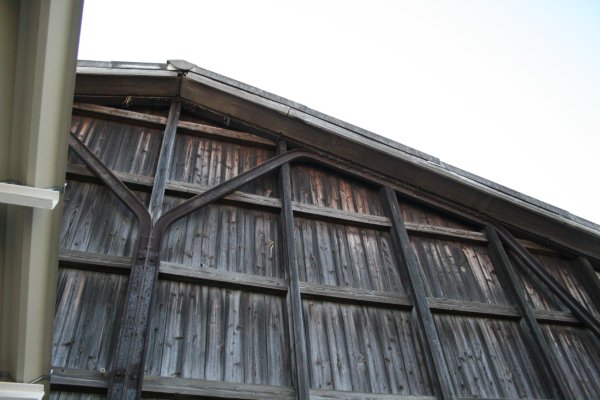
[{"xmin": 51, "ymin": 99, "xmax": 600, "ymax": 400}]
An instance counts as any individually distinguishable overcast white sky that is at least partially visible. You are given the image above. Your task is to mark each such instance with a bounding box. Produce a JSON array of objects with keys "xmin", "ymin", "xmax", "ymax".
[{"xmin": 78, "ymin": 0, "xmax": 600, "ymax": 224}]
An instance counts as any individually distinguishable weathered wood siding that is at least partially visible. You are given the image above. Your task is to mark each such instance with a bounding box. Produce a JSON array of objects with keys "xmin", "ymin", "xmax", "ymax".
[
  {"xmin": 145, "ymin": 131, "xmax": 290, "ymax": 389},
  {"xmin": 400, "ymin": 199, "xmax": 557, "ymax": 398},
  {"xmin": 145, "ymin": 282, "xmax": 291, "ymax": 385},
  {"xmin": 434, "ymin": 315, "xmax": 549, "ymax": 399},
  {"xmin": 534, "ymin": 253, "xmax": 598, "ymax": 315},
  {"xmin": 170, "ymin": 132, "xmax": 277, "ymax": 196},
  {"xmin": 303, "ymin": 300, "xmax": 431, "ymax": 395},
  {"xmin": 517, "ymin": 264, "xmax": 567, "ymax": 312},
  {"xmin": 290, "ymin": 167, "xmax": 433, "ymax": 398},
  {"xmin": 291, "ymin": 164, "xmax": 384, "ymax": 216},
  {"xmin": 511, "ymin": 248, "xmax": 600, "ymax": 397},
  {"xmin": 411, "ymin": 238, "xmax": 507, "ymax": 304},
  {"xmin": 294, "ymin": 218, "xmax": 403, "ymax": 292},
  {"xmin": 61, "ymin": 180, "xmax": 147, "ymax": 257},
  {"xmin": 54, "ymin": 113, "xmax": 159, "ymax": 377},
  {"xmin": 53, "ymin": 269, "xmax": 127, "ymax": 370},
  {"xmin": 541, "ymin": 324, "xmax": 600, "ymax": 398},
  {"xmin": 70, "ymin": 115, "xmax": 162, "ymax": 176},
  {"xmin": 397, "ymin": 197, "xmax": 476, "ymax": 230},
  {"xmin": 53, "ymin": 103, "xmax": 600, "ymax": 399},
  {"xmin": 161, "ymin": 200, "xmax": 282, "ymax": 278}
]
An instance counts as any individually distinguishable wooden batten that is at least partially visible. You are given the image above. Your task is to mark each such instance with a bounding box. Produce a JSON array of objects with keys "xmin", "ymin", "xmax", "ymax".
[{"xmin": 73, "ymin": 102, "xmax": 276, "ymax": 147}]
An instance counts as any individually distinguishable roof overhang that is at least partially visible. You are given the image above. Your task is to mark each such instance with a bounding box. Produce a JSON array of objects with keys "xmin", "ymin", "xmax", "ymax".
[{"xmin": 74, "ymin": 60, "xmax": 600, "ymax": 261}]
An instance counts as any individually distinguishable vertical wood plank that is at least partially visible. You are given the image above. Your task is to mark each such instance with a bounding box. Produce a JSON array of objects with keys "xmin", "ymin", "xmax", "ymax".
[
  {"xmin": 148, "ymin": 100, "xmax": 181, "ymax": 221},
  {"xmin": 278, "ymin": 140, "xmax": 310, "ymax": 400},
  {"xmin": 485, "ymin": 226, "xmax": 571, "ymax": 399},
  {"xmin": 380, "ymin": 186, "xmax": 453, "ymax": 400}
]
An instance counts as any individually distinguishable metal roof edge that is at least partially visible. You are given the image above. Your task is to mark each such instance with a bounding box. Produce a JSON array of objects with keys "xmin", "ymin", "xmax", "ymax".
[
  {"xmin": 78, "ymin": 60, "xmax": 169, "ymax": 70},
  {"xmin": 438, "ymin": 161, "xmax": 600, "ymax": 234},
  {"xmin": 74, "ymin": 59, "xmax": 600, "ymax": 239},
  {"xmin": 184, "ymin": 64, "xmax": 439, "ymax": 164}
]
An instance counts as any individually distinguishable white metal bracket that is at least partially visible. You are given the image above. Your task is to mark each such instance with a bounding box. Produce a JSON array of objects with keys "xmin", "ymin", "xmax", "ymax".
[
  {"xmin": 0, "ymin": 383, "xmax": 44, "ymax": 400},
  {"xmin": 0, "ymin": 182, "xmax": 61, "ymax": 210}
]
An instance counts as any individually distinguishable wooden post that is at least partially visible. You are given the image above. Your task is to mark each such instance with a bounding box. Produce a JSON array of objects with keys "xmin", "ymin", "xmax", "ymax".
[
  {"xmin": 277, "ymin": 140, "xmax": 310, "ymax": 400},
  {"xmin": 380, "ymin": 186, "xmax": 454, "ymax": 400},
  {"xmin": 485, "ymin": 226, "xmax": 570, "ymax": 399},
  {"xmin": 109, "ymin": 99, "xmax": 181, "ymax": 400},
  {"xmin": 148, "ymin": 99, "xmax": 181, "ymax": 221}
]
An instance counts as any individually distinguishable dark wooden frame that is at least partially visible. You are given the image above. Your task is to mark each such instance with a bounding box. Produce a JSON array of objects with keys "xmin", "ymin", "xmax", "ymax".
[
  {"xmin": 496, "ymin": 227, "xmax": 600, "ymax": 338},
  {"xmin": 277, "ymin": 140, "xmax": 310, "ymax": 399},
  {"xmin": 381, "ymin": 187, "xmax": 454, "ymax": 400},
  {"xmin": 68, "ymin": 122, "xmax": 454, "ymax": 399},
  {"xmin": 486, "ymin": 227, "xmax": 571, "ymax": 399},
  {"xmin": 58, "ymin": 101, "xmax": 600, "ymax": 400}
]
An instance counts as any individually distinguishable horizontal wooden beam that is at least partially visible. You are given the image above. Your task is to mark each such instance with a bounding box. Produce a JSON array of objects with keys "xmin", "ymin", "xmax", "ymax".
[
  {"xmin": 65, "ymin": 164, "xmax": 539, "ymax": 249},
  {"xmin": 533, "ymin": 309, "xmax": 581, "ymax": 325},
  {"xmin": 427, "ymin": 297, "xmax": 579, "ymax": 324},
  {"xmin": 177, "ymin": 119, "xmax": 275, "ymax": 147},
  {"xmin": 73, "ymin": 103, "xmax": 275, "ymax": 147},
  {"xmin": 299, "ymin": 282, "xmax": 413, "ymax": 309},
  {"xmin": 68, "ymin": 174, "xmax": 387, "ymax": 231},
  {"xmin": 73, "ymin": 102, "xmax": 165, "ymax": 126},
  {"xmin": 427, "ymin": 297, "xmax": 520, "ymax": 320},
  {"xmin": 143, "ymin": 375, "xmax": 296, "ymax": 400},
  {"xmin": 66, "ymin": 164, "xmax": 390, "ymax": 228},
  {"xmin": 160, "ymin": 261, "xmax": 288, "ymax": 294},
  {"xmin": 51, "ymin": 368, "xmax": 107, "ymax": 389},
  {"xmin": 59, "ymin": 249, "xmax": 133, "ymax": 273},
  {"xmin": 67, "ymin": 164, "xmax": 497, "ymax": 239},
  {"xmin": 58, "ymin": 250, "xmax": 582, "ymax": 325},
  {"xmin": 171, "ymin": 182, "xmax": 392, "ymax": 229},
  {"xmin": 405, "ymin": 223, "xmax": 486, "ymax": 243},
  {"xmin": 293, "ymin": 202, "xmax": 391, "ymax": 228},
  {"xmin": 73, "ymin": 95, "xmax": 172, "ymax": 109},
  {"xmin": 51, "ymin": 368, "xmax": 296, "ymax": 400},
  {"xmin": 166, "ymin": 179, "xmax": 281, "ymax": 209},
  {"xmin": 310, "ymin": 389, "xmax": 436, "ymax": 400},
  {"xmin": 66, "ymin": 164, "xmax": 154, "ymax": 190},
  {"xmin": 58, "ymin": 250, "xmax": 287, "ymax": 293}
]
